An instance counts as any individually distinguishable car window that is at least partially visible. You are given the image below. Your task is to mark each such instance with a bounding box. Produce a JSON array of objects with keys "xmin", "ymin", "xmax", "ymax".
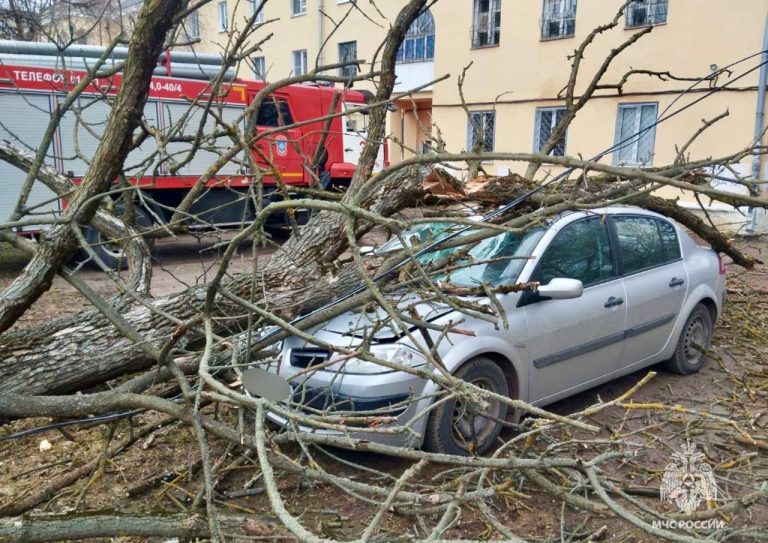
[
  {"xmin": 614, "ymin": 216, "xmax": 680, "ymax": 274},
  {"xmin": 435, "ymin": 229, "xmax": 545, "ymax": 287},
  {"xmin": 377, "ymin": 222, "xmax": 464, "ymax": 254},
  {"xmin": 255, "ymin": 99, "xmax": 294, "ymax": 127},
  {"xmin": 537, "ymin": 218, "xmax": 615, "ymax": 287}
]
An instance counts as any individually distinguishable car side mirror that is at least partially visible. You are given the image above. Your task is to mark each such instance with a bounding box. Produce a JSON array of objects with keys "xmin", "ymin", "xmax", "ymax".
[{"xmin": 537, "ymin": 278, "xmax": 583, "ymax": 299}]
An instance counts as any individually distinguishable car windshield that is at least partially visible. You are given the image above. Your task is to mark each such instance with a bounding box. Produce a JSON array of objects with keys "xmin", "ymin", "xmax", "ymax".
[
  {"xmin": 376, "ymin": 221, "xmax": 470, "ymax": 253},
  {"xmin": 380, "ymin": 222, "xmax": 545, "ymax": 288}
]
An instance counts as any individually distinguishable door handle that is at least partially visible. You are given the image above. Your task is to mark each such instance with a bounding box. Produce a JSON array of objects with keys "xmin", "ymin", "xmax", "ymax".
[
  {"xmin": 344, "ymin": 147, "xmax": 353, "ymax": 152},
  {"xmin": 669, "ymin": 277, "xmax": 685, "ymax": 287},
  {"xmin": 604, "ymin": 296, "xmax": 624, "ymax": 308}
]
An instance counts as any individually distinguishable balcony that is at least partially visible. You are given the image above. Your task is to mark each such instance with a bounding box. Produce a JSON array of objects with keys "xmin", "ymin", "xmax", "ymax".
[{"xmin": 394, "ymin": 61, "xmax": 435, "ymax": 93}]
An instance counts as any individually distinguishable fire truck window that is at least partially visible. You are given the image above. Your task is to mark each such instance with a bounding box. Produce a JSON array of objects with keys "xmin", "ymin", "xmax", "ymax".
[{"xmin": 255, "ymin": 100, "xmax": 294, "ymax": 127}]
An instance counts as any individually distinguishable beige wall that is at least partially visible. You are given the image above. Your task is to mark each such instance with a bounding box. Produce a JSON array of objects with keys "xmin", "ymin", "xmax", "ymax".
[
  {"xmin": 192, "ymin": 0, "xmax": 768, "ymax": 191},
  {"xmin": 197, "ymin": 0, "xmax": 403, "ymax": 83},
  {"xmin": 429, "ymin": 0, "xmax": 767, "ymax": 178}
]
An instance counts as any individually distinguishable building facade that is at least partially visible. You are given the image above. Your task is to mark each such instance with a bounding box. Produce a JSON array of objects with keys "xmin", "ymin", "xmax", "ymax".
[{"xmin": 193, "ymin": 1, "xmax": 768, "ymax": 225}]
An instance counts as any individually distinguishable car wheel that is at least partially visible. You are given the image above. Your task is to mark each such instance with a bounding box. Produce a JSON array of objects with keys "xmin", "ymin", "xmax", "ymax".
[
  {"xmin": 82, "ymin": 206, "xmax": 153, "ymax": 270},
  {"xmin": 423, "ymin": 357, "xmax": 509, "ymax": 456},
  {"xmin": 664, "ymin": 304, "xmax": 713, "ymax": 375}
]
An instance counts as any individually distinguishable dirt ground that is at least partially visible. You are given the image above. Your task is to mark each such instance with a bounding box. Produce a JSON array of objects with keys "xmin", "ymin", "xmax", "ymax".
[{"xmin": 0, "ymin": 234, "xmax": 766, "ymax": 541}]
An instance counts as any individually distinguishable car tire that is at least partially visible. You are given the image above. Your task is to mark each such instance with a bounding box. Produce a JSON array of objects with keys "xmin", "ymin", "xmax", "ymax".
[
  {"xmin": 82, "ymin": 205, "xmax": 154, "ymax": 270},
  {"xmin": 663, "ymin": 304, "xmax": 713, "ymax": 375},
  {"xmin": 423, "ymin": 357, "xmax": 509, "ymax": 456}
]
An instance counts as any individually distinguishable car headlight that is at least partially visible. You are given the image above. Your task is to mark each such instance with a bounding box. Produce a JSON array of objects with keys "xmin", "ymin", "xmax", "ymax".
[{"xmin": 331, "ymin": 345, "xmax": 426, "ymax": 375}]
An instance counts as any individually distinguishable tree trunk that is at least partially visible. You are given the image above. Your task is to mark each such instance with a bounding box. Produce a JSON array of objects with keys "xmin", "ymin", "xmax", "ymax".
[{"xmin": 0, "ymin": 164, "xmax": 437, "ymax": 395}]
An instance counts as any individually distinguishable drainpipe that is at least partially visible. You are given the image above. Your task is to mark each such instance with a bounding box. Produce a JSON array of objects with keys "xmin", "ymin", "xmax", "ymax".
[
  {"xmin": 747, "ymin": 9, "xmax": 768, "ymax": 233},
  {"xmin": 317, "ymin": 0, "xmax": 324, "ymax": 67}
]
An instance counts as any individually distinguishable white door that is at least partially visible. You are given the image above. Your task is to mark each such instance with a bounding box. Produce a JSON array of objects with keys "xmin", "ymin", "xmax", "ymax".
[{"xmin": 342, "ymin": 103, "xmax": 383, "ymax": 172}]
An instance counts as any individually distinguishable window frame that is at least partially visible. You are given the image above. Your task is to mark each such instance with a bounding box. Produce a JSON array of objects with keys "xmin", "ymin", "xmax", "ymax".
[
  {"xmin": 291, "ymin": 0, "xmax": 307, "ymax": 17},
  {"xmin": 466, "ymin": 110, "xmax": 496, "ymax": 153},
  {"xmin": 471, "ymin": 0, "xmax": 502, "ymax": 49},
  {"xmin": 291, "ymin": 49, "xmax": 308, "ymax": 76},
  {"xmin": 185, "ymin": 9, "xmax": 200, "ymax": 39},
  {"xmin": 248, "ymin": 0, "xmax": 265, "ymax": 23},
  {"xmin": 625, "ymin": 0, "xmax": 668, "ymax": 29},
  {"xmin": 533, "ymin": 106, "xmax": 567, "ymax": 156},
  {"xmin": 338, "ymin": 41, "xmax": 358, "ymax": 77},
  {"xmin": 397, "ymin": 9, "xmax": 436, "ymax": 63},
  {"xmin": 217, "ymin": 1, "xmax": 228, "ymax": 32},
  {"xmin": 252, "ymin": 56, "xmax": 266, "ymax": 79},
  {"xmin": 610, "ymin": 214, "xmax": 682, "ymax": 277},
  {"xmin": 540, "ymin": 0, "xmax": 577, "ymax": 40},
  {"xmin": 613, "ymin": 102, "xmax": 659, "ymax": 167}
]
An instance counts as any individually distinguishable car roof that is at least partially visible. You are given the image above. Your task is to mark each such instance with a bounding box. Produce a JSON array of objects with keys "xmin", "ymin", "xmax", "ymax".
[{"xmin": 548, "ymin": 206, "xmax": 672, "ymax": 229}]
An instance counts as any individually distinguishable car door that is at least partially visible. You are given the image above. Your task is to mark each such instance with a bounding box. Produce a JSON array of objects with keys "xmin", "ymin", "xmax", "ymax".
[
  {"xmin": 249, "ymin": 92, "xmax": 307, "ymax": 186},
  {"xmin": 612, "ymin": 215, "xmax": 688, "ymax": 368},
  {"xmin": 523, "ymin": 216, "xmax": 627, "ymax": 404}
]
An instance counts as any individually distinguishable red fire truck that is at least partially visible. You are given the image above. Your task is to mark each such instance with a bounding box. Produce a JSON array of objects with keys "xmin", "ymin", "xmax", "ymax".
[{"xmin": 0, "ymin": 60, "xmax": 384, "ymax": 265}]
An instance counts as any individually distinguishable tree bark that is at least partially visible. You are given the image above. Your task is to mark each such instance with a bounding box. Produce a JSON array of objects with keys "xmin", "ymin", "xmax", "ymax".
[{"xmin": 0, "ymin": 512, "xmax": 281, "ymax": 542}]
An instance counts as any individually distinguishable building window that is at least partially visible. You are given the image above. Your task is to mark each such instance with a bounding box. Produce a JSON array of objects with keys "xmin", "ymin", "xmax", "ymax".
[
  {"xmin": 217, "ymin": 1, "xmax": 228, "ymax": 32},
  {"xmin": 397, "ymin": 9, "xmax": 435, "ymax": 63},
  {"xmin": 614, "ymin": 103, "xmax": 658, "ymax": 167},
  {"xmin": 292, "ymin": 49, "xmax": 308, "ymax": 76},
  {"xmin": 338, "ymin": 41, "xmax": 357, "ymax": 77},
  {"xmin": 626, "ymin": 0, "xmax": 667, "ymax": 28},
  {"xmin": 184, "ymin": 10, "xmax": 200, "ymax": 39},
  {"xmin": 471, "ymin": 0, "xmax": 501, "ymax": 48},
  {"xmin": 467, "ymin": 111, "xmax": 495, "ymax": 152},
  {"xmin": 249, "ymin": 0, "xmax": 265, "ymax": 23},
  {"xmin": 252, "ymin": 56, "xmax": 266, "ymax": 79},
  {"xmin": 291, "ymin": 0, "xmax": 306, "ymax": 16},
  {"xmin": 534, "ymin": 107, "xmax": 567, "ymax": 156},
  {"xmin": 541, "ymin": 0, "xmax": 576, "ymax": 39}
]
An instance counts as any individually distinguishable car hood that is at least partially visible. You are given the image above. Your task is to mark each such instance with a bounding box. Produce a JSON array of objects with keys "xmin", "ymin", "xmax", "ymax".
[{"xmin": 318, "ymin": 292, "xmax": 454, "ymax": 341}]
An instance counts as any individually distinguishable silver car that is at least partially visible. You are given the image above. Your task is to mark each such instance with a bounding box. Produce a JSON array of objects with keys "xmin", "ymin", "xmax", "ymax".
[{"xmin": 253, "ymin": 207, "xmax": 726, "ymax": 455}]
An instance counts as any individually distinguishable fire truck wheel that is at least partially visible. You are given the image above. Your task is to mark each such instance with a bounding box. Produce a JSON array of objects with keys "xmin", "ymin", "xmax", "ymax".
[{"xmin": 81, "ymin": 206, "xmax": 154, "ymax": 270}]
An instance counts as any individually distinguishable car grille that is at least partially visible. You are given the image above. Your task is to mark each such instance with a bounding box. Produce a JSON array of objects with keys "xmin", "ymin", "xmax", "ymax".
[
  {"xmin": 289, "ymin": 348, "xmax": 332, "ymax": 368},
  {"xmin": 290, "ymin": 385, "xmax": 410, "ymax": 416}
]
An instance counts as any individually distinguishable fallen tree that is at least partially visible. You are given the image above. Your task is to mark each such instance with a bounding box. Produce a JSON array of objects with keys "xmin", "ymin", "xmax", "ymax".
[
  {"xmin": 0, "ymin": 2, "xmax": 767, "ymax": 541},
  {"xmin": 0, "ymin": 158, "xmax": 762, "ymax": 396}
]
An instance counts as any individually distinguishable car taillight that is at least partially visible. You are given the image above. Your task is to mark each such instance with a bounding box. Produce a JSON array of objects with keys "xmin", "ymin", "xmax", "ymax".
[{"xmin": 717, "ymin": 253, "xmax": 726, "ymax": 275}]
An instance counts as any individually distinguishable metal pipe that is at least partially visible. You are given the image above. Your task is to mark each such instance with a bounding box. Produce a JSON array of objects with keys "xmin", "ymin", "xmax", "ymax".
[
  {"xmin": 747, "ymin": 9, "xmax": 768, "ymax": 233},
  {"xmin": 0, "ymin": 39, "xmax": 225, "ymax": 66},
  {"xmin": 317, "ymin": 0, "xmax": 325, "ymax": 67}
]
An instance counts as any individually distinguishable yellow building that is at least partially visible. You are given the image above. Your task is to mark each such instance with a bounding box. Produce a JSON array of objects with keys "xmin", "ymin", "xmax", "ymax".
[{"xmin": 194, "ymin": 1, "xmax": 767, "ymax": 229}]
